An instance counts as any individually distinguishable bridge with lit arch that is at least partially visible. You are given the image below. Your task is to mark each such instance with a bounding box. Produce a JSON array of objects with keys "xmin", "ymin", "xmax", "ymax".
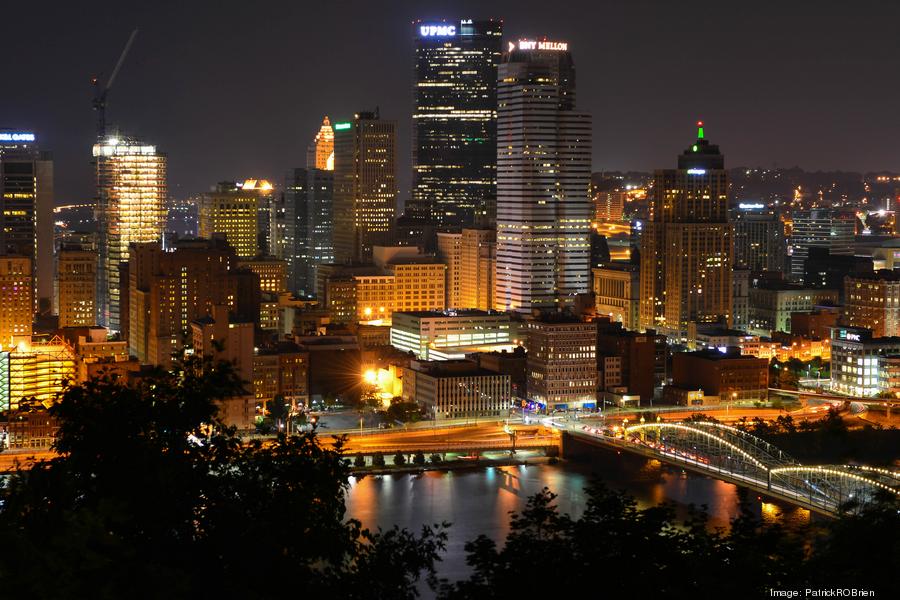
[{"xmin": 561, "ymin": 419, "xmax": 900, "ymax": 517}]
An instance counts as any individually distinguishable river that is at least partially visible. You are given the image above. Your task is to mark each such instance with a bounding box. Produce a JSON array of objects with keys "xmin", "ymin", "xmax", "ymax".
[{"xmin": 345, "ymin": 452, "xmax": 811, "ymax": 590}]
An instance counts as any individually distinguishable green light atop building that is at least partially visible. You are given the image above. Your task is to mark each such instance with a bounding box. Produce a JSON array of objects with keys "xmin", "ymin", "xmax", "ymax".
[
  {"xmin": 697, "ymin": 120, "xmax": 704, "ymax": 139},
  {"xmin": 334, "ymin": 122, "xmax": 351, "ymax": 131},
  {"xmin": 692, "ymin": 145, "xmax": 698, "ymax": 152}
]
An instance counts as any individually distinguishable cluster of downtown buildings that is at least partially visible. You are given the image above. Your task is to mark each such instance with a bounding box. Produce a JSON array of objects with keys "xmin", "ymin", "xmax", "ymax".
[{"xmin": 3, "ymin": 18, "xmax": 900, "ymax": 442}]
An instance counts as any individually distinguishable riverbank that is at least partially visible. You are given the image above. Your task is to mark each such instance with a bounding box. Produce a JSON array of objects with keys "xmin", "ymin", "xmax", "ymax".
[{"xmin": 349, "ymin": 454, "xmax": 555, "ymax": 476}]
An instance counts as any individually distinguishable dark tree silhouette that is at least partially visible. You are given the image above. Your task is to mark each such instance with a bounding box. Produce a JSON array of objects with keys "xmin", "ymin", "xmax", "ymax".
[
  {"xmin": 0, "ymin": 355, "xmax": 445, "ymax": 599},
  {"xmin": 437, "ymin": 482, "xmax": 898, "ymax": 599}
]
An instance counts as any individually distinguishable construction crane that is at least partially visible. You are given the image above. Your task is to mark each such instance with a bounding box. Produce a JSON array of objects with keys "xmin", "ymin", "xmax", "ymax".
[{"xmin": 91, "ymin": 29, "xmax": 139, "ymax": 139}]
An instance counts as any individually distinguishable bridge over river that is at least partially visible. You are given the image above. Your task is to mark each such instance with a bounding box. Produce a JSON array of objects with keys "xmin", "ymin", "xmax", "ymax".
[{"xmin": 557, "ymin": 419, "xmax": 899, "ymax": 517}]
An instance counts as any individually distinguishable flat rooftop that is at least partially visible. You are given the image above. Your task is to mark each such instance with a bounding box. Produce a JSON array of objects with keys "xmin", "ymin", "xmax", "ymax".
[{"xmin": 394, "ymin": 309, "xmax": 507, "ymax": 319}]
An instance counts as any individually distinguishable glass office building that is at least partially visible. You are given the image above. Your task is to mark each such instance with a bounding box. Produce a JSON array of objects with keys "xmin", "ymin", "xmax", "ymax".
[{"xmin": 409, "ymin": 19, "xmax": 502, "ymax": 229}]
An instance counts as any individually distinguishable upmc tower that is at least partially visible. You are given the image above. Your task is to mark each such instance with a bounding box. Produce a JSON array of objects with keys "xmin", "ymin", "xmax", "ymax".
[{"xmin": 410, "ymin": 19, "xmax": 502, "ymax": 229}]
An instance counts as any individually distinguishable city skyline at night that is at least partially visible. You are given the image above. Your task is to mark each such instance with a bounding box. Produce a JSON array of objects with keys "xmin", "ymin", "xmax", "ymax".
[
  {"xmin": 4, "ymin": 0, "xmax": 900, "ymax": 206},
  {"xmin": 1, "ymin": 3, "xmax": 899, "ymax": 598}
]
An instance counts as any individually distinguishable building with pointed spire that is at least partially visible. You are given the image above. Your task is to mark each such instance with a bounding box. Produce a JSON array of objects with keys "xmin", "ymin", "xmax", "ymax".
[
  {"xmin": 306, "ymin": 116, "xmax": 334, "ymax": 171},
  {"xmin": 639, "ymin": 122, "xmax": 733, "ymax": 341}
]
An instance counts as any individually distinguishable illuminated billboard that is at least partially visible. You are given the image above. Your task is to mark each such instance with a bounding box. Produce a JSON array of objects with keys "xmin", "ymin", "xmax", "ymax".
[
  {"xmin": 0, "ymin": 132, "xmax": 35, "ymax": 142},
  {"xmin": 419, "ymin": 24, "xmax": 456, "ymax": 37},
  {"xmin": 512, "ymin": 40, "xmax": 568, "ymax": 51}
]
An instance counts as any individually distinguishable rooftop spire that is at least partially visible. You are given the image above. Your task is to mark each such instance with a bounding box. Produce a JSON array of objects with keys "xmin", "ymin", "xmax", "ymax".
[{"xmin": 697, "ymin": 120, "xmax": 705, "ymax": 140}]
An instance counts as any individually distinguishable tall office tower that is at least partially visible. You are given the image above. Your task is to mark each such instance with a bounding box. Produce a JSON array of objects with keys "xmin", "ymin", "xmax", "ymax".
[
  {"xmin": 495, "ymin": 39, "xmax": 592, "ymax": 313},
  {"xmin": 283, "ymin": 168, "xmax": 334, "ymax": 296},
  {"xmin": 409, "ymin": 19, "xmax": 502, "ymax": 228},
  {"xmin": 199, "ymin": 180, "xmax": 273, "ymax": 259},
  {"xmin": 436, "ymin": 232, "xmax": 462, "ymax": 308},
  {"xmin": 57, "ymin": 246, "xmax": 97, "ymax": 328},
  {"xmin": 789, "ymin": 209, "xmax": 855, "ymax": 282},
  {"xmin": 639, "ymin": 123, "xmax": 733, "ymax": 340},
  {"xmin": 306, "ymin": 116, "xmax": 335, "ymax": 171},
  {"xmin": 94, "ymin": 135, "xmax": 167, "ymax": 332},
  {"xmin": 332, "ymin": 111, "xmax": 397, "ymax": 263},
  {"xmin": 460, "ymin": 228, "xmax": 496, "ymax": 310},
  {"xmin": 733, "ymin": 206, "xmax": 786, "ymax": 273},
  {"xmin": 128, "ymin": 238, "xmax": 245, "ymax": 369},
  {"xmin": 0, "ymin": 131, "xmax": 53, "ymax": 314},
  {"xmin": 0, "ymin": 257, "xmax": 33, "ymax": 348}
]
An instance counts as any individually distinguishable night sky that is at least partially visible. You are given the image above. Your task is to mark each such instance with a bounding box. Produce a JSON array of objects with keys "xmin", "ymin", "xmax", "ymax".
[{"xmin": 5, "ymin": 0, "xmax": 900, "ymax": 206}]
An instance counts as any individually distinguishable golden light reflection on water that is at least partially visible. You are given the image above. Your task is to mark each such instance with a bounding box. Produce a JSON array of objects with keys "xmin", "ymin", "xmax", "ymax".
[
  {"xmin": 760, "ymin": 501, "xmax": 810, "ymax": 527},
  {"xmin": 493, "ymin": 466, "xmax": 527, "ymax": 539},
  {"xmin": 346, "ymin": 459, "xmax": 813, "ymax": 560}
]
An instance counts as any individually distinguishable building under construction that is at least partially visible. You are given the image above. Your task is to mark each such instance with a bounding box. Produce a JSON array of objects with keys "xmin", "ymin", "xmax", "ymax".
[{"xmin": 93, "ymin": 135, "xmax": 167, "ymax": 333}]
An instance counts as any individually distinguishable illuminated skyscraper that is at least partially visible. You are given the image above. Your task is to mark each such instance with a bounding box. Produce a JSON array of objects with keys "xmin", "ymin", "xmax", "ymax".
[
  {"xmin": 0, "ymin": 130, "xmax": 54, "ymax": 314},
  {"xmin": 332, "ymin": 111, "xmax": 396, "ymax": 263},
  {"xmin": 495, "ymin": 39, "xmax": 592, "ymax": 313},
  {"xmin": 94, "ymin": 135, "xmax": 167, "ymax": 332},
  {"xmin": 306, "ymin": 116, "xmax": 335, "ymax": 171},
  {"xmin": 199, "ymin": 180, "xmax": 273, "ymax": 259},
  {"xmin": 408, "ymin": 19, "xmax": 502, "ymax": 228},
  {"xmin": 639, "ymin": 123, "xmax": 733, "ymax": 340}
]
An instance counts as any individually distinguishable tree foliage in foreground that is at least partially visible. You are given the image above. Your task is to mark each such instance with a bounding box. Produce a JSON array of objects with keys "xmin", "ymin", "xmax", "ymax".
[
  {"xmin": 438, "ymin": 484, "xmax": 899, "ymax": 599},
  {"xmin": 0, "ymin": 356, "xmax": 897, "ymax": 599},
  {"xmin": 0, "ymin": 356, "xmax": 446, "ymax": 599}
]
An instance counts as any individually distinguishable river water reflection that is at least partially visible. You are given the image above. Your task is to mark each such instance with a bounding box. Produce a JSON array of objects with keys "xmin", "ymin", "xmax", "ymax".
[{"xmin": 345, "ymin": 454, "xmax": 811, "ymax": 586}]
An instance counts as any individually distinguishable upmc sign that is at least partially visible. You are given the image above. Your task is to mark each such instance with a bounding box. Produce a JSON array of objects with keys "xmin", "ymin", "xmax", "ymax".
[{"xmin": 419, "ymin": 24, "xmax": 456, "ymax": 37}]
